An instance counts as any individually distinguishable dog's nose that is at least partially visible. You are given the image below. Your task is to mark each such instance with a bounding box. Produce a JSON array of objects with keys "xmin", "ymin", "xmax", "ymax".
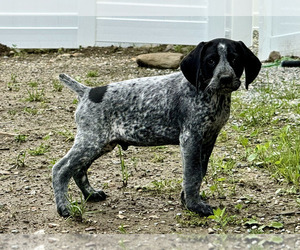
[{"xmin": 220, "ymin": 75, "xmax": 233, "ymax": 85}]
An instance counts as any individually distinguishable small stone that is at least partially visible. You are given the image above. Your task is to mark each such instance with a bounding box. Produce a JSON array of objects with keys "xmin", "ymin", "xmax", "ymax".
[
  {"xmin": 208, "ymin": 228, "xmax": 215, "ymax": 234},
  {"xmin": 117, "ymin": 214, "xmax": 126, "ymax": 219},
  {"xmin": 48, "ymin": 223, "xmax": 59, "ymax": 228},
  {"xmin": 34, "ymin": 229, "xmax": 45, "ymax": 235},
  {"xmin": 85, "ymin": 242, "xmax": 96, "ymax": 247},
  {"xmin": 11, "ymin": 229, "xmax": 19, "ymax": 233},
  {"xmin": 73, "ymin": 53, "xmax": 84, "ymax": 57},
  {"xmin": 149, "ymin": 215, "xmax": 159, "ymax": 219},
  {"xmin": 58, "ymin": 53, "xmax": 71, "ymax": 58},
  {"xmin": 85, "ymin": 227, "xmax": 96, "ymax": 232},
  {"xmin": 48, "ymin": 238, "xmax": 59, "ymax": 243}
]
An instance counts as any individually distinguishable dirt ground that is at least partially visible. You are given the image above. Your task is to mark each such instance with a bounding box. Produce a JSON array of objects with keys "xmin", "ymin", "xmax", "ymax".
[{"xmin": 0, "ymin": 45, "xmax": 299, "ymax": 235}]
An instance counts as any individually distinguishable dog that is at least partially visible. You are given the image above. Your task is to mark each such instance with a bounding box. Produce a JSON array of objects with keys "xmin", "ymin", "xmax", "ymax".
[{"xmin": 52, "ymin": 38, "xmax": 261, "ymax": 217}]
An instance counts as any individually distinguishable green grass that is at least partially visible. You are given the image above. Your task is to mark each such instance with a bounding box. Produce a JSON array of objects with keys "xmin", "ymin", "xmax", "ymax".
[
  {"xmin": 25, "ymin": 85, "xmax": 45, "ymax": 102},
  {"xmin": 228, "ymin": 74, "xmax": 300, "ymax": 189},
  {"xmin": 86, "ymin": 70, "xmax": 99, "ymax": 78},
  {"xmin": 118, "ymin": 145, "xmax": 129, "ymax": 187},
  {"xmin": 53, "ymin": 79, "xmax": 63, "ymax": 92},
  {"xmin": 57, "ymin": 129, "xmax": 75, "ymax": 142},
  {"xmin": 143, "ymin": 179, "xmax": 182, "ymax": 194},
  {"xmin": 66, "ymin": 193, "xmax": 89, "ymax": 221},
  {"xmin": 28, "ymin": 143, "xmax": 50, "ymax": 156},
  {"xmin": 15, "ymin": 134, "xmax": 27, "ymax": 143}
]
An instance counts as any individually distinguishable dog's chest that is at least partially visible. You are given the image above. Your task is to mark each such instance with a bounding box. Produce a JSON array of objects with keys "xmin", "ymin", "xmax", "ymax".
[{"xmin": 199, "ymin": 94, "xmax": 231, "ymax": 133}]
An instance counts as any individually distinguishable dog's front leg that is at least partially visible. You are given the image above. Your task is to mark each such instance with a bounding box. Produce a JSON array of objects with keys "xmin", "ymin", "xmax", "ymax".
[{"xmin": 179, "ymin": 132, "xmax": 213, "ymax": 216}]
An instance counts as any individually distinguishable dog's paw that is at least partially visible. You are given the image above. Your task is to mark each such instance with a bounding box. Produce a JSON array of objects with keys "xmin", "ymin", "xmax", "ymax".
[
  {"xmin": 188, "ymin": 201, "xmax": 213, "ymax": 216},
  {"xmin": 57, "ymin": 204, "xmax": 70, "ymax": 218},
  {"xmin": 181, "ymin": 191, "xmax": 213, "ymax": 216},
  {"xmin": 85, "ymin": 190, "xmax": 107, "ymax": 202}
]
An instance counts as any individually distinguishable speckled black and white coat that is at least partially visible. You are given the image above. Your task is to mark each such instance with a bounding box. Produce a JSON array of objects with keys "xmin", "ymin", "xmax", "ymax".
[{"xmin": 52, "ymin": 38, "xmax": 261, "ymax": 217}]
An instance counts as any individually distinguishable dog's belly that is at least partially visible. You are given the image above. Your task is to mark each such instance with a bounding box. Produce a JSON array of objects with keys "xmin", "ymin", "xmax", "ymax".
[{"xmin": 109, "ymin": 119, "xmax": 180, "ymax": 147}]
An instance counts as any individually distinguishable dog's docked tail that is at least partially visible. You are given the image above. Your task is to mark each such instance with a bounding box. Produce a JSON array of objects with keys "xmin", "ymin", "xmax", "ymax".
[{"xmin": 59, "ymin": 74, "xmax": 89, "ymax": 98}]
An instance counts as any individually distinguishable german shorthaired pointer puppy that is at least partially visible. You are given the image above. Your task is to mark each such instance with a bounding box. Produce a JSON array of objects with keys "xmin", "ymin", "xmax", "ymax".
[{"xmin": 53, "ymin": 38, "xmax": 261, "ymax": 217}]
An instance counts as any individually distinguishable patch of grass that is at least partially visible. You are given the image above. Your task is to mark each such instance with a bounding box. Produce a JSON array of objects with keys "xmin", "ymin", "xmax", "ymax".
[
  {"xmin": 66, "ymin": 193, "xmax": 89, "ymax": 221},
  {"xmin": 151, "ymin": 153, "xmax": 165, "ymax": 163},
  {"xmin": 248, "ymin": 126, "xmax": 300, "ymax": 187},
  {"xmin": 24, "ymin": 107, "xmax": 38, "ymax": 115},
  {"xmin": 53, "ymin": 79, "xmax": 63, "ymax": 92},
  {"xmin": 118, "ymin": 224, "xmax": 127, "ymax": 234},
  {"xmin": 7, "ymin": 74, "xmax": 19, "ymax": 91},
  {"xmin": 15, "ymin": 134, "xmax": 27, "ymax": 143},
  {"xmin": 175, "ymin": 210, "xmax": 208, "ymax": 227},
  {"xmin": 208, "ymin": 207, "xmax": 236, "ymax": 231},
  {"xmin": 25, "ymin": 86, "xmax": 45, "ymax": 102},
  {"xmin": 57, "ymin": 129, "xmax": 75, "ymax": 142},
  {"xmin": 16, "ymin": 151, "xmax": 26, "ymax": 168},
  {"xmin": 144, "ymin": 179, "xmax": 182, "ymax": 193},
  {"xmin": 86, "ymin": 70, "xmax": 99, "ymax": 78},
  {"xmin": 8, "ymin": 110, "xmax": 17, "ymax": 116},
  {"xmin": 229, "ymin": 76, "xmax": 299, "ymax": 189},
  {"xmin": 28, "ymin": 143, "xmax": 50, "ymax": 156}
]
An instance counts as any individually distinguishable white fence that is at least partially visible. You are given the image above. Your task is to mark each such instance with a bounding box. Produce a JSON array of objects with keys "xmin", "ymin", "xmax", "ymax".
[
  {"xmin": 259, "ymin": 0, "xmax": 300, "ymax": 59},
  {"xmin": 0, "ymin": 0, "xmax": 300, "ymax": 59}
]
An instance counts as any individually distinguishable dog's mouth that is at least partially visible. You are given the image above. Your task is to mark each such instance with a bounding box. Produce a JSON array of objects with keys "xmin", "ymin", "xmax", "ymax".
[
  {"xmin": 220, "ymin": 79, "xmax": 241, "ymax": 93},
  {"xmin": 204, "ymin": 78, "xmax": 241, "ymax": 94}
]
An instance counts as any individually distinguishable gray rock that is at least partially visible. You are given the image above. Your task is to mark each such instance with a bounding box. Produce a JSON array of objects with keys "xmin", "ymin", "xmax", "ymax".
[
  {"xmin": 136, "ymin": 52, "xmax": 184, "ymax": 69},
  {"xmin": 268, "ymin": 51, "xmax": 281, "ymax": 62}
]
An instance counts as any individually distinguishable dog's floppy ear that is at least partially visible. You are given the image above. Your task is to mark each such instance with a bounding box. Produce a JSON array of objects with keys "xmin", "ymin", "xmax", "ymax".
[
  {"xmin": 180, "ymin": 42, "xmax": 206, "ymax": 91},
  {"xmin": 238, "ymin": 41, "xmax": 261, "ymax": 89}
]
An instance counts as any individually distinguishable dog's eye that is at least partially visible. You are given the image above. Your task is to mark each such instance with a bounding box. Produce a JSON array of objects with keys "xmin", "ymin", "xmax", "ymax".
[{"xmin": 207, "ymin": 59, "xmax": 215, "ymax": 66}]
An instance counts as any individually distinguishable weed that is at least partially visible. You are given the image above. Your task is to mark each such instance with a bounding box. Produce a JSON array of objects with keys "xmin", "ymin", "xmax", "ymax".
[
  {"xmin": 208, "ymin": 207, "xmax": 236, "ymax": 231},
  {"xmin": 10, "ymin": 74, "xmax": 17, "ymax": 83},
  {"xmin": 244, "ymin": 218, "xmax": 283, "ymax": 233},
  {"xmin": 151, "ymin": 153, "xmax": 165, "ymax": 163},
  {"xmin": 28, "ymin": 143, "xmax": 50, "ymax": 156},
  {"xmin": 118, "ymin": 224, "xmax": 127, "ymax": 234},
  {"xmin": 15, "ymin": 134, "xmax": 27, "ymax": 143},
  {"xmin": 235, "ymin": 203, "xmax": 243, "ymax": 212},
  {"xmin": 66, "ymin": 193, "xmax": 89, "ymax": 221},
  {"xmin": 175, "ymin": 210, "xmax": 208, "ymax": 227},
  {"xmin": 28, "ymin": 82, "xmax": 38, "ymax": 88},
  {"xmin": 8, "ymin": 110, "xmax": 17, "ymax": 116},
  {"xmin": 11, "ymin": 44, "xmax": 26, "ymax": 57},
  {"xmin": 26, "ymin": 87, "xmax": 45, "ymax": 102},
  {"xmin": 53, "ymin": 79, "xmax": 63, "ymax": 92},
  {"xmin": 87, "ymin": 71, "xmax": 99, "ymax": 77},
  {"xmin": 24, "ymin": 107, "xmax": 38, "ymax": 115},
  {"xmin": 58, "ymin": 129, "xmax": 75, "ymax": 142},
  {"xmin": 144, "ymin": 179, "xmax": 182, "ymax": 193},
  {"xmin": 72, "ymin": 99, "xmax": 78, "ymax": 105},
  {"xmin": 48, "ymin": 158, "xmax": 57, "ymax": 169},
  {"xmin": 16, "ymin": 151, "xmax": 26, "ymax": 168},
  {"xmin": 118, "ymin": 145, "xmax": 129, "ymax": 187}
]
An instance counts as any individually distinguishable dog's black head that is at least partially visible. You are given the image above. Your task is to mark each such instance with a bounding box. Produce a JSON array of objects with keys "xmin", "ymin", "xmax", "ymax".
[{"xmin": 180, "ymin": 38, "xmax": 261, "ymax": 93}]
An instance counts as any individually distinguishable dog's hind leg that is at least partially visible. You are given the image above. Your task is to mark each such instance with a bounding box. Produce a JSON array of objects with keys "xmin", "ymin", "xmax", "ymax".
[{"xmin": 52, "ymin": 135, "xmax": 110, "ymax": 217}]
